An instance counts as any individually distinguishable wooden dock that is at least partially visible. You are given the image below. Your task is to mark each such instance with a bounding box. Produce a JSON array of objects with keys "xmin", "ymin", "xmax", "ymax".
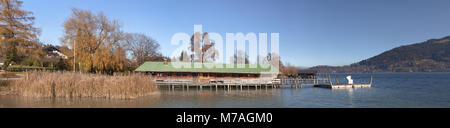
[
  {"xmin": 155, "ymin": 80, "xmax": 282, "ymax": 91},
  {"xmin": 313, "ymin": 76, "xmax": 373, "ymax": 89},
  {"xmin": 313, "ymin": 83, "xmax": 371, "ymax": 89},
  {"xmin": 154, "ymin": 75, "xmax": 373, "ymax": 90}
]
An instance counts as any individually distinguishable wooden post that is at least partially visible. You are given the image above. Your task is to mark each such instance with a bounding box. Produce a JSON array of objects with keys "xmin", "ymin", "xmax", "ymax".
[
  {"xmin": 300, "ymin": 79, "xmax": 303, "ymax": 88},
  {"xmin": 314, "ymin": 76, "xmax": 317, "ymax": 84},
  {"xmin": 290, "ymin": 78, "xmax": 293, "ymax": 88},
  {"xmin": 336, "ymin": 77, "xmax": 339, "ymax": 84},
  {"xmin": 328, "ymin": 75, "xmax": 332, "ymax": 85},
  {"xmin": 295, "ymin": 78, "xmax": 298, "ymax": 88}
]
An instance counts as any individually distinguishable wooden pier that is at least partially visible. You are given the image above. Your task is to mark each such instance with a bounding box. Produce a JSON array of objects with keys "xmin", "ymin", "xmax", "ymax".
[
  {"xmin": 313, "ymin": 76, "xmax": 372, "ymax": 89},
  {"xmin": 154, "ymin": 74, "xmax": 372, "ymax": 90},
  {"xmin": 155, "ymin": 80, "xmax": 282, "ymax": 91},
  {"xmin": 313, "ymin": 83, "xmax": 371, "ymax": 89}
]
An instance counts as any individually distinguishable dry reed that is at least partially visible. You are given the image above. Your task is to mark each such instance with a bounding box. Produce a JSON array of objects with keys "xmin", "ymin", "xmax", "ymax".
[
  {"xmin": 0, "ymin": 80, "xmax": 10, "ymax": 87},
  {"xmin": 9, "ymin": 71, "xmax": 158, "ymax": 99}
]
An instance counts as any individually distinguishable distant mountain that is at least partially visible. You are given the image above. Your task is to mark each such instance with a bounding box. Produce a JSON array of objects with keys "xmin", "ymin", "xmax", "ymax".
[{"xmin": 310, "ymin": 36, "xmax": 450, "ymax": 73}]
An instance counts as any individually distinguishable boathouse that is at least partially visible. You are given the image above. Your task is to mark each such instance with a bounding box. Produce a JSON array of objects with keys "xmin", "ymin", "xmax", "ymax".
[{"xmin": 134, "ymin": 61, "xmax": 280, "ymax": 83}]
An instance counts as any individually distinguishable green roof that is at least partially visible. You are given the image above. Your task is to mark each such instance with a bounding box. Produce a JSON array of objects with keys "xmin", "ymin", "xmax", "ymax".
[{"xmin": 135, "ymin": 62, "xmax": 279, "ymax": 74}]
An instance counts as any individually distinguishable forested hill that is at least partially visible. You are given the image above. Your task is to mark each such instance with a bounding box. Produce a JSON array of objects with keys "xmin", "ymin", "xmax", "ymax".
[{"xmin": 310, "ymin": 36, "xmax": 450, "ymax": 73}]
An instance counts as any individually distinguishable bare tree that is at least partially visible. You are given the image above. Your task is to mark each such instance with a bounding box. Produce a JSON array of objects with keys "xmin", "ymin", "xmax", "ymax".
[
  {"xmin": 261, "ymin": 53, "xmax": 286, "ymax": 74},
  {"xmin": 230, "ymin": 50, "xmax": 249, "ymax": 64},
  {"xmin": 124, "ymin": 33, "xmax": 161, "ymax": 66},
  {"xmin": 189, "ymin": 32, "xmax": 218, "ymax": 63},
  {"xmin": 178, "ymin": 50, "xmax": 189, "ymax": 62}
]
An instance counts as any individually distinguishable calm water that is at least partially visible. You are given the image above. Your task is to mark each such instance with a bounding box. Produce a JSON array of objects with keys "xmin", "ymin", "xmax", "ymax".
[{"xmin": 1, "ymin": 72, "xmax": 450, "ymax": 108}]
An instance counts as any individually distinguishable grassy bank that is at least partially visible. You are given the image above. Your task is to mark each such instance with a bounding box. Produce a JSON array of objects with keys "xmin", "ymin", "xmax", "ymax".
[{"xmin": 4, "ymin": 71, "xmax": 158, "ymax": 99}]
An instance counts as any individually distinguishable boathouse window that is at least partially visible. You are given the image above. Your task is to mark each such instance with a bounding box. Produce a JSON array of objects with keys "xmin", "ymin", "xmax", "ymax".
[
  {"xmin": 192, "ymin": 73, "xmax": 198, "ymax": 76},
  {"xmin": 217, "ymin": 74, "xmax": 223, "ymax": 77},
  {"xmin": 203, "ymin": 73, "xmax": 208, "ymax": 77},
  {"xmin": 232, "ymin": 74, "xmax": 239, "ymax": 77},
  {"xmin": 176, "ymin": 73, "xmax": 182, "ymax": 76}
]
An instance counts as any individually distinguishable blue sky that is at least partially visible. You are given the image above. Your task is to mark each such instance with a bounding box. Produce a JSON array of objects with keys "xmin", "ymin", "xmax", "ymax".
[{"xmin": 22, "ymin": 0, "xmax": 450, "ymax": 67}]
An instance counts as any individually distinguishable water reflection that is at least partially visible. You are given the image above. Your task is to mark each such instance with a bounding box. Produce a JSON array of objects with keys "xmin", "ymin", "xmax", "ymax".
[
  {"xmin": 0, "ymin": 93, "xmax": 161, "ymax": 108},
  {"xmin": 158, "ymin": 88, "xmax": 283, "ymax": 108}
]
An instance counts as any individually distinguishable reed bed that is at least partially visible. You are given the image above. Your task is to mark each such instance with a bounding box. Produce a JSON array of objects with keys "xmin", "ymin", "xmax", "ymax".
[
  {"xmin": 0, "ymin": 80, "xmax": 10, "ymax": 87},
  {"xmin": 9, "ymin": 71, "xmax": 158, "ymax": 99}
]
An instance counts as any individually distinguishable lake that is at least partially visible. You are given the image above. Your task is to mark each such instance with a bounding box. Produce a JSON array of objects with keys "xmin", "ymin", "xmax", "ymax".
[{"xmin": 1, "ymin": 72, "xmax": 450, "ymax": 108}]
